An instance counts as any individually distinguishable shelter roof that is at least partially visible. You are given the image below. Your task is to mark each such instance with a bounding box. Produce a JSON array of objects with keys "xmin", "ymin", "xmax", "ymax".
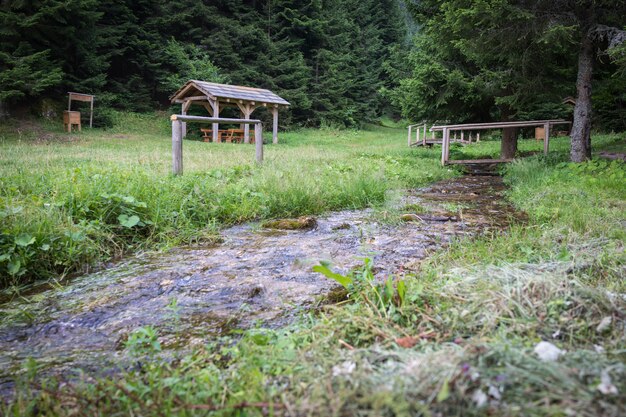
[{"xmin": 171, "ymin": 80, "xmax": 290, "ymax": 106}]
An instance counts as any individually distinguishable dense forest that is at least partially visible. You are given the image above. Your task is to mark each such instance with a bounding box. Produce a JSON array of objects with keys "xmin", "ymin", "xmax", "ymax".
[
  {"xmin": 0, "ymin": 0, "xmax": 625, "ymax": 134},
  {"xmin": 0, "ymin": 0, "xmax": 407, "ymax": 127}
]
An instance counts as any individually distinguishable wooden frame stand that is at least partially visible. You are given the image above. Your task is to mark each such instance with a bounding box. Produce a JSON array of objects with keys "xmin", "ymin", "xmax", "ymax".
[
  {"xmin": 171, "ymin": 115, "xmax": 264, "ymax": 175},
  {"xmin": 67, "ymin": 92, "xmax": 95, "ymax": 128}
]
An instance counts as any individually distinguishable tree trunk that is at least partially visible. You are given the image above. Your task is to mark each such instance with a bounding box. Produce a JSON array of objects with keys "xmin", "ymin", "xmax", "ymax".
[
  {"xmin": 501, "ymin": 127, "xmax": 518, "ymax": 158},
  {"xmin": 570, "ymin": 35, "xmax": 594, "ymax": 162}
]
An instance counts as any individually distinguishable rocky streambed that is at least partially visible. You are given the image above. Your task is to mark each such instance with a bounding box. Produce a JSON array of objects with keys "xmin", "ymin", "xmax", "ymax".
[{"xmin": 0, "ymin": 175, "xmax": 524, "ymax": 397}]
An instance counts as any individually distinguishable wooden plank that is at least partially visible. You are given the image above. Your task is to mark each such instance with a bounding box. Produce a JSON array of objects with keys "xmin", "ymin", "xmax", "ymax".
[
  {"xmin": 172, "ymin": 120, "xmax": 183, "ymax": 175},
  {"xmin": 433, "ymin": 119, "xmax": 567, "ymax": 130},
  {"xmin": 446, "ymin": 159, "xmax": 514, "ymax": 165},
  {"xmin": 68, "ymin": 92, "xmax": 94, "ymax": 102},
  {"xmin": 431, "ymin": 119, "xmax": 570, "ymax": 131},
  {"xmin": 89, "ymin": 99, "xmax": 94, "ymax": 128},
  {"xmin": 170, "ymin": 115, "xmax": 262, "ymax": 123},
  {"xmin": 183, "ymin": 96, "xmax": 209, "ymax": 101},
  {"xmin": 255, "ymin": 123, "xmax": 263, "ymax": 163}
]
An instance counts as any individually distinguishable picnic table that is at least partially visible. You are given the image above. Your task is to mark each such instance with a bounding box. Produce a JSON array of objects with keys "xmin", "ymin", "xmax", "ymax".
[{"xmin": 200, "ymin": 128, "xmax": 255, "ymax": 143}]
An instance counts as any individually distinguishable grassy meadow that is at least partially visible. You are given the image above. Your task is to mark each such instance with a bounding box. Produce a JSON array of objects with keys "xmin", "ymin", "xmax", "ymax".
[
  {"xmin": 1, "ymin": 113, "xmax": 458, "ymax": 288},
  {"xmin": 2, "ymin": 113, "xmax": 625, "ymax": 416}
]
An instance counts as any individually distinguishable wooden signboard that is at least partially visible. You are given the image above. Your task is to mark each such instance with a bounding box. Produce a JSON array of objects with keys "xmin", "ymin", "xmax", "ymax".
[{"xmin": 67, "ymin": 92, "xmax": 95, "ymax": 128}]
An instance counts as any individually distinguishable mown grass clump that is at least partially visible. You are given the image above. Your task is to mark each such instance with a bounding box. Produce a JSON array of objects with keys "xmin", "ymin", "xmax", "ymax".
[{"xmin": 0, "ymin": 114, "xmax": 454, "ymax": 288}]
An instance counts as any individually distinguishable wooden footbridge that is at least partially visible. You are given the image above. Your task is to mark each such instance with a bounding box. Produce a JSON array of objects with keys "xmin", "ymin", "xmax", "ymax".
[
  {"xmin": 408, "ymin": 122, "xmax": 480, "ymax": 147},
  {"xmin": 409, "ymin": 120, "xmax": 571, "ymax": 165}
]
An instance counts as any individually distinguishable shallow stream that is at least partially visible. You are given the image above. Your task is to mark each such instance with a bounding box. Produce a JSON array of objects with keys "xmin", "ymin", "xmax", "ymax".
[{"xmin": 0, "ymin": 175, "xmax": 524, "ymax": 397}]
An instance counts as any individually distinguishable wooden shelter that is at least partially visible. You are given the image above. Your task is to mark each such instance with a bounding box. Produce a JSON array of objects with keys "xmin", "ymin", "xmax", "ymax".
[{"xmin": 170, "ymin": 80, "xmax": 290, "ymax": 144}]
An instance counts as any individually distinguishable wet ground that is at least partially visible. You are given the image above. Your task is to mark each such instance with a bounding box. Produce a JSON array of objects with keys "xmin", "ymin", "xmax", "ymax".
[{"xmin": 0, "ymin": 175, "xmax": 524, "ymax": 397}]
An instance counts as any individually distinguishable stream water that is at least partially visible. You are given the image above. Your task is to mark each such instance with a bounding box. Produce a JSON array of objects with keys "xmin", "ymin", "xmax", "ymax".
[{"xmin": 0, "ymin": 175, "xmax": 524, "ymax": 397}]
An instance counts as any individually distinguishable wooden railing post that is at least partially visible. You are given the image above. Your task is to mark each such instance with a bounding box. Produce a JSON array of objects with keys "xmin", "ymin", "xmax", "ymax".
[
  {"xmin": 255, "ymin": 122, "xmax": 263, "ymax": 163},
  {"xmin": 172, "ymin": 119, "xmax": 183, "ymax": 175},
  {"xmin": 441, "ymin": 127, "xmax": 449, "ymax": 165},
  {"xmin": 544, "ymin": 122, "xmax": 550, "ymax": 155},
  {"xmin": 407, "ymin": 125, "xmax": 412, "ymax": 147}
]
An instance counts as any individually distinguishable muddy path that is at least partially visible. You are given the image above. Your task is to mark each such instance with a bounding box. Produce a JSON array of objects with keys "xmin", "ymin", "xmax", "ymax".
[{"xmin": 0, "ymin": 175, "xmax": 523, "ymax": 397}]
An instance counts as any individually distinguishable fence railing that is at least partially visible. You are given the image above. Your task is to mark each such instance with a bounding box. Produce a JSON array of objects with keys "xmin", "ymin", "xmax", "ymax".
[{"xmin": 431, "ymin": 119, "xmax": 571, "ymax": 165}]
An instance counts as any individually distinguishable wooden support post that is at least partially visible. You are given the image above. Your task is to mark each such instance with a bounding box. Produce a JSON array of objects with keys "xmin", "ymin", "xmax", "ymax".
[
  {"xmin": 453, "ymin": 131, "xmax": 457, "ymax": 140},
  {"xmin": 469, "ymin": 132, "xmax": 473, "ymax": 143},
  {"xmin": 461, "ymin": 130, "xmax": 464, "ymax": 142},
  {"xmin": 423, "ymin": 124, "xmax": 427, "ymax": 143},
  {"xmin": 181, "ymin": 101, "xmax": 191, "ymax": 138},
  {"xmin": 89, "ymin": 99, "xmax": 94, "ymax": 128},
  {"xmin": 416, "ymin": 127, "xmax": 420, "ymax": 145},
  {"xmin": 408, "ymin": 125, "xmax": 412, "ymax": 146},
  {"xmin": 255, "ymin": 123, "xmax": 263, "ymax": 163},
  {"xmin": 244, "ymin": 105, "xmax": 251, "ymax": 144},
  {"xmin": 172, "ymin": 120, "xmax": 183, "ymax": 175},
  {"xmin": 477, "ymin": 132, "xmax": 480, "ymax": 142},
  {"xmin": 272, "ymin": 107, "xmax": 278, "ymax": 144},
  {"xmin": 68, "ymin": 96, "xmax": 71, "ymax": 111},
  {"xmin": 441, "ymin": 127, "xmax": 450, "ymax": 165},
  {"xmin": 544, "ymin": 122, "xmax": 550, "ymax": 155},
  {"xmin": 212, "ymin": 101, "xmax": 220, "ymax": 143}
]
